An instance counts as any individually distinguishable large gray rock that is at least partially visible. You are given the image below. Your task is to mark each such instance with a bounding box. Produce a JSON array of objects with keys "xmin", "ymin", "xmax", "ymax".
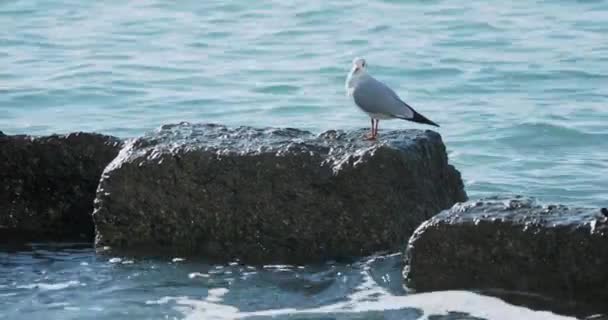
[
  {"xmin": 0, "ymin": 132, "xmax": 121, "ymax": 242},
  {"xmin": 404, "ymin": 196, "xmax": 608, "ymax": 311},
  {"xmin": 93, "ymin": 123, "xmax": 466, "ymax": 263}
]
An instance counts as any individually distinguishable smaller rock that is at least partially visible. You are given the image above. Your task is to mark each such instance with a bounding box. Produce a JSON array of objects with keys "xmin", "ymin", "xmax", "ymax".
[
  {"xmin": 601, "ymin": 208, "xmax": 608, "ymax": 218},
  {"xmin": 404, "ymin": 196, "xmax": 608, "ymax": 311},
  {"xmin": 0, "ymin": 132, "xmax": 122, "ymax": 242}
]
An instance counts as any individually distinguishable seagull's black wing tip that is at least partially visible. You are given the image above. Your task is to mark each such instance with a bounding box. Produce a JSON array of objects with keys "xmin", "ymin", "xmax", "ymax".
[{"xmin": 411, "ymin": 111, "xmax": 440, "ymax": 128}]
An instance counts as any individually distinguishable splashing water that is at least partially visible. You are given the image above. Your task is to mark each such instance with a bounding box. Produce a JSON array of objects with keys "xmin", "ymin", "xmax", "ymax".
[{"xmin": 0, "ymin": 244, "xmax": 580, "ymax": 320}]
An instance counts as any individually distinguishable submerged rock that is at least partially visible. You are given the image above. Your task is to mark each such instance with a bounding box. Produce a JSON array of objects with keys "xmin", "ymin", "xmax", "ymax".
[
  {"xmin": 93, "ymin": 122, "xmax": 466, "ymax": 263},
  {"xmin": 0, "ymin": 132, "xmax": 121, "ymax": 241},
  {"xmin": 404, "ymin": 196, "xmax": 608, "ymax": 310}
]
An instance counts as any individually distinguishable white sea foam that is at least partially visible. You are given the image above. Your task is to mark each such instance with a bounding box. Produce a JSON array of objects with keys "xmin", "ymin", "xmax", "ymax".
[
  {"xmin": 0, "ymin": 292, "xmax": 18, "ymax": 297},
  {"xmin": 262, "ymin": 264, "xmax": 294, "ymax": 272},
  {"xmin": 189, "ymin": 272, "xmax": 210, "ymax": 279},
  {"xmin": 46, "ymin": 302, "xmax": 70, "ymax": 308},
  {"xmin": 17, "ymin": 280, "xmax": 80, "ymax": 291},
  {"xmin": 207, "ymin": 288, "xmax": 229, "ymax": 303},
  {"xmin": 150, "ymin": 269, "xmax": 575, "ymax": 320}
]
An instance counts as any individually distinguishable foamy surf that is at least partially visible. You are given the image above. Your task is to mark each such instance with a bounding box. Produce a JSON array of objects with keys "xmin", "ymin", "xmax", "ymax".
[
  {"xmin": 149, "ymin": 269, "xmax": 575, "ymax": 320},
  {"xmin": 16, "ymin": 280, "xmax": 81, "ymax": 291}
]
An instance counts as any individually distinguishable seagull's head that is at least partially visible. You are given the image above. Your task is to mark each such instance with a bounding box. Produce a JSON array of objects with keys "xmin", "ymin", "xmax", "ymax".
[
  {"xmin": 346, "ymin": 57, "xmax": 368, "ymax": 92},
  {"xmin": 351, "ymin": 57, "xmax": 367, "ymax": 74}
]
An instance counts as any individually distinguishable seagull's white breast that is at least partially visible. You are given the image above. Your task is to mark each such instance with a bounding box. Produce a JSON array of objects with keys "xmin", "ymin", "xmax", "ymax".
[{"xmin": 345, "ymin": 70, "xmax": 365, "ymax": 97}]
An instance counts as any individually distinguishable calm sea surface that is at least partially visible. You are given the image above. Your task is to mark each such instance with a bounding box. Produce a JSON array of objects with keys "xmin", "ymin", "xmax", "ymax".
[{"xmin": 1, "ymin": 0, "xmax": 607, "ymax": 319}]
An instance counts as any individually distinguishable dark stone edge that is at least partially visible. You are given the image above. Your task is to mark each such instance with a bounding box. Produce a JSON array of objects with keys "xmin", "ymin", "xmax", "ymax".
[{"xmin": 1, "ymin": 131, "xmax": 123, "ymax": 243}]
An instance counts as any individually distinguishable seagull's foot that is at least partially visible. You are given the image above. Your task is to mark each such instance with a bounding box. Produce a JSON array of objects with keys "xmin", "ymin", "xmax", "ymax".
[{"xmin": 363, "ymin": 133, "xmax": 377, "ymax": 141}]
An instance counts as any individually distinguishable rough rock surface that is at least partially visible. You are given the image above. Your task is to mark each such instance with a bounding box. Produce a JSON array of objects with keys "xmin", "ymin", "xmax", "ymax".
[
  {"xmin": 404, "ymin": 196, "xmax": 608, "ymax": 310},
  {"xmin": 93, "ymin": 122, "xmax": 466, "ymax": 263},
  {"xmin": 0, "ymin": 132, "xmax": 122, "ymax": 241}
]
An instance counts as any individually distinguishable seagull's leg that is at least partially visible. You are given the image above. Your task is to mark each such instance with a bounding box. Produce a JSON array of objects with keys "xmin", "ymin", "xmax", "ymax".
[
  {"xmin": 374, "ymin": 119, "xmax": 380, "ymax": 138},
  {"xmin": 370, "ymin": 118, "xmax": 374, "ymax": 137},
  {"xmin": 372, "ymin": 119, "xmax": 377, "ymax": 139},
  {"xmin": 365, "ymin": 118, "xmax": 375, "ymax": 140},
  {"xmin": 366, "ymin": 119, "xmax": 378, "ymax": 140}
]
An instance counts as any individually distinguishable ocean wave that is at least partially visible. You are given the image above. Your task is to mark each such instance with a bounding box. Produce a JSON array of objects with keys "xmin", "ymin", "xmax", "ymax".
[
  {"xmin": 17, "ymin": 280, "xmax": 81, "ymax": 291},
  {"xmin": 494, "ymin": 122, "xmax": 608, "ymax": 148},
  {"xmin": 156, "ymin": 272, "xmax": 575, "ymax": 320},
  {"xmin": 253, "ymin": 85, "xmax": 300, "ymax": 95}
]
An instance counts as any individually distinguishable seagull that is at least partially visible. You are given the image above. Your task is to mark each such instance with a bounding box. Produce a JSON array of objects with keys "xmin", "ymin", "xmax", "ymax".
[{"xmin": 345, "ymin": 57, "xmax": 439, "ymax": 140}]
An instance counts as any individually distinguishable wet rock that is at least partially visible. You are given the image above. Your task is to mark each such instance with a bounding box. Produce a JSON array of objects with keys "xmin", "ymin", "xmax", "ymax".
[
  {"xmin": 0, "ymin": 132, "xmax": 122, "ymax": 241},
  {"xmin": 404, "ymin": 196, "xmax": 608, "ymax": 310},
  {"xmin": 93, "ymin": 122, "xmax": 466, "ymax": 263}
]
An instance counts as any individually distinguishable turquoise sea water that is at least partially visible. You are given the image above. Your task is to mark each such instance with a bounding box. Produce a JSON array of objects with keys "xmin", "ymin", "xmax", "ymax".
[{"xmin": 1, "ymin": 0, "xmax": 607, "ymax": 319}]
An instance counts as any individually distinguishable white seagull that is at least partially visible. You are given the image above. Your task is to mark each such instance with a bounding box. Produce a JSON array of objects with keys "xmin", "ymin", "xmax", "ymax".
[{"xmin": 345, "ymin": 57, "xmax": 439, "ymax": 140}]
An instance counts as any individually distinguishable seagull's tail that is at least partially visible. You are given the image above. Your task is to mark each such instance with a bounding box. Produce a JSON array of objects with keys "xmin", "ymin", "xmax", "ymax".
[{"xmin": 407, "ymin": 110, "xmax": 440, "ymax": 127}]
